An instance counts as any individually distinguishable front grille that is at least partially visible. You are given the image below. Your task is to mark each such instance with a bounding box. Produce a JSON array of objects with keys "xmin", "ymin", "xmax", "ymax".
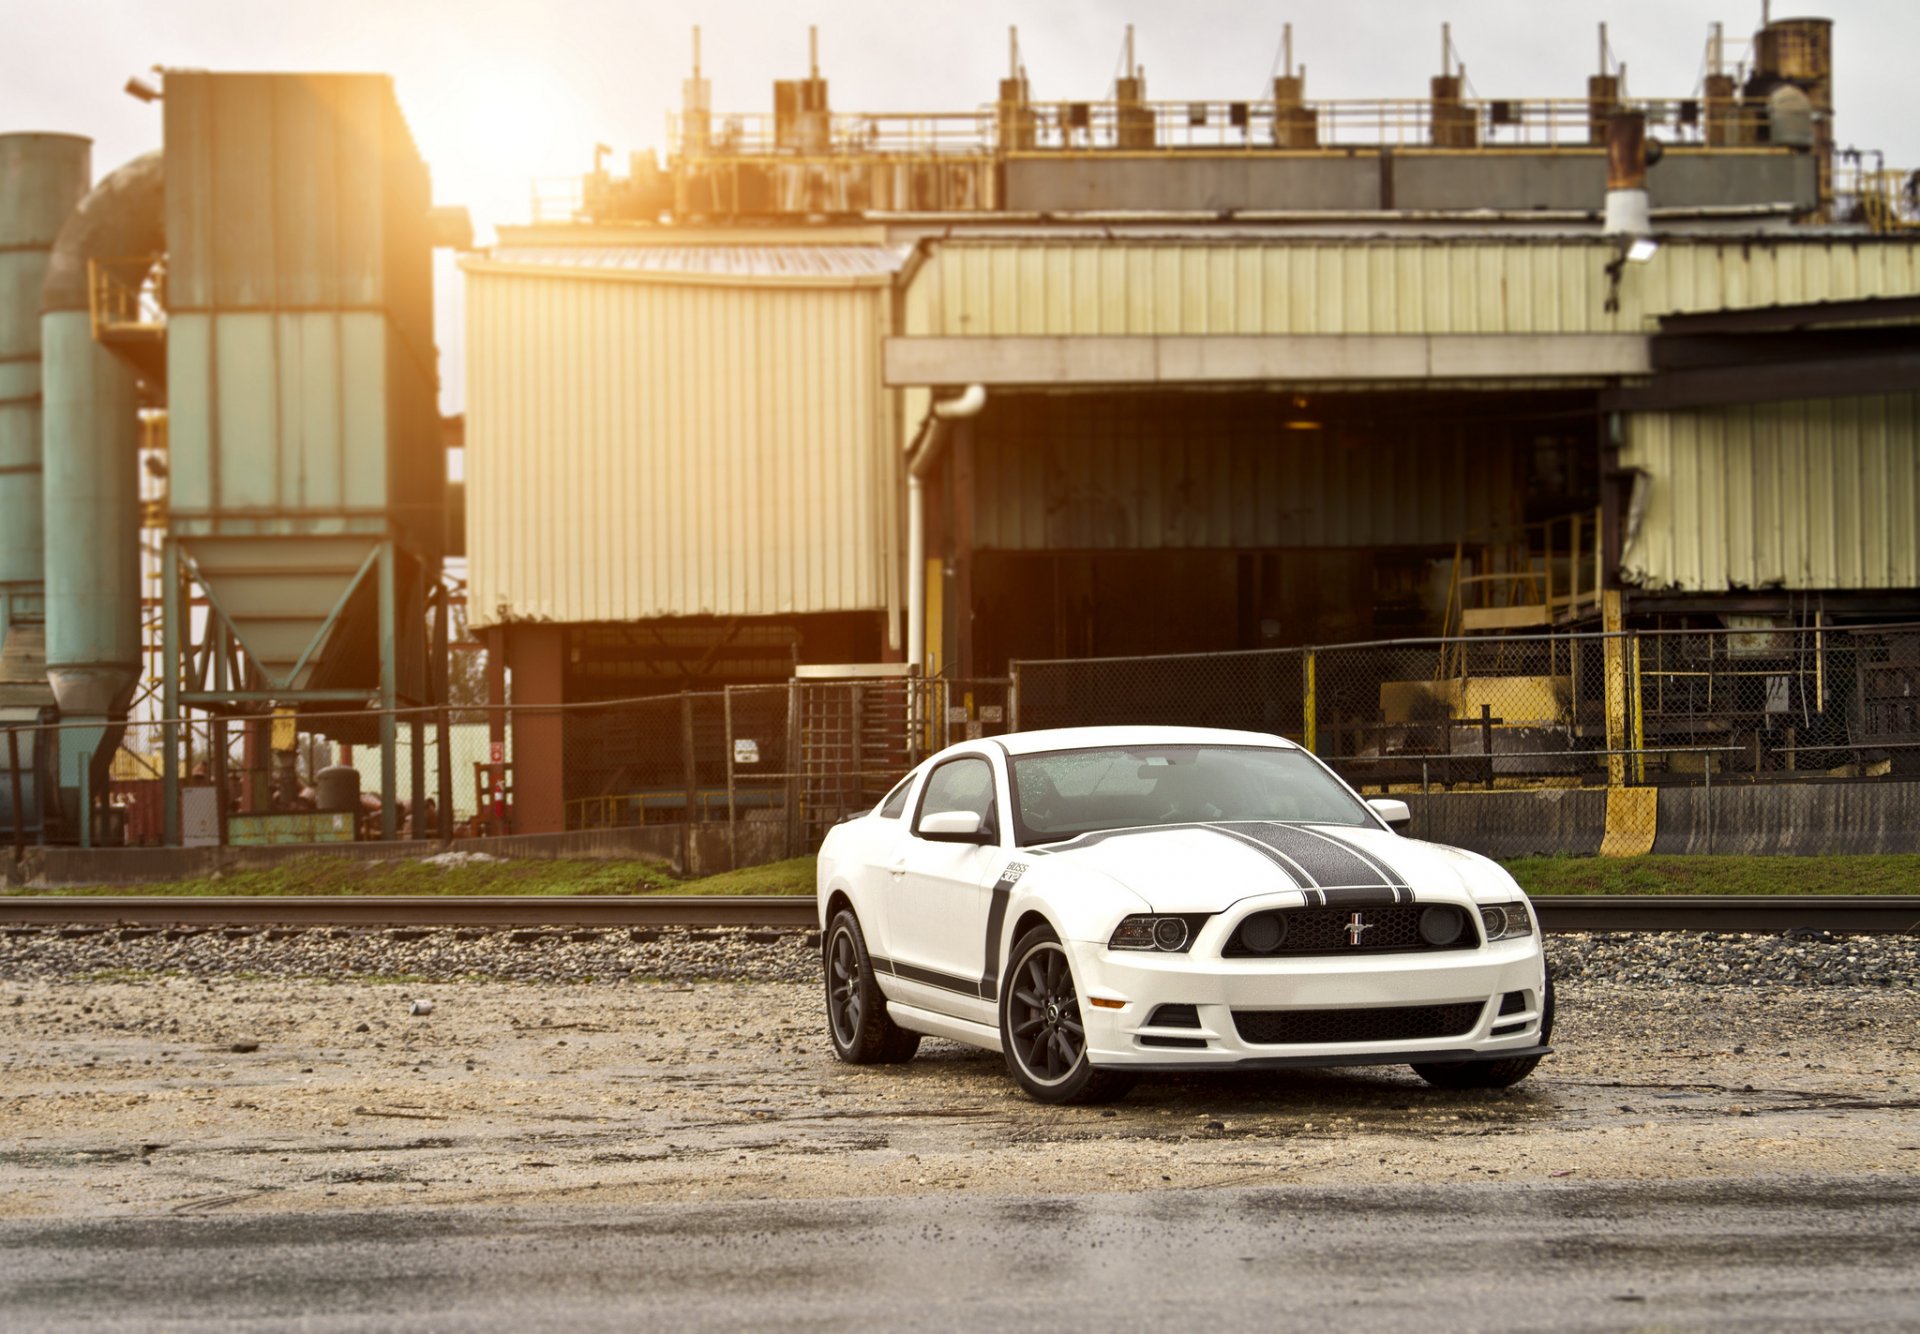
[
  {"xmin": 1232, "ymin": 1002, "xmax": 1484, "ymax": 1046},
  {"xmin": 1139, "ymin": 1035, "xmax": 1208, "ymax": 1049},
  {"xmin": 1147, "ymin": 1003, "xmax": 1201, "ymax": 1029},
  {"xmin": 1223, "ymin": 904, "xmax": 1479, "ymax": 958}
]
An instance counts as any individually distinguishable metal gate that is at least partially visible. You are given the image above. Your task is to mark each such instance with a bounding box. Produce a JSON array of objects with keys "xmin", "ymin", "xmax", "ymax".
[{"xmin": 792, "ymin": 670, "xmax": 1010, "ymax": 847}]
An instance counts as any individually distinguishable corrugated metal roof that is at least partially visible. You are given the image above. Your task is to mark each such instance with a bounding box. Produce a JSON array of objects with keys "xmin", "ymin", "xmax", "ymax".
[
  {"xmin": 476, "ymin": 244, "xmax": 911, "ymax": 286},
  {"xmin": 1622, "ymin": 395, "xmax": 1920, "ymax": 592},
  {"xmin": 463, "ymin": 266, "xmax": 897, "ymax": 628}
]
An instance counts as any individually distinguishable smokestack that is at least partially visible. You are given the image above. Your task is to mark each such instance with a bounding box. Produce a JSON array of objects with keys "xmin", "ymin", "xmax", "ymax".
[{"xmin": 1603, "ymin": 110, "xmax": 1652, "ymax": 237}]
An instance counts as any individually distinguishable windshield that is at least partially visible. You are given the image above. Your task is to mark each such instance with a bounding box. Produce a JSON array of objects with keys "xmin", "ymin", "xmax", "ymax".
[{"xmin": 1008, "ymin": 744, "xmax": 1374, "ymax": 846}]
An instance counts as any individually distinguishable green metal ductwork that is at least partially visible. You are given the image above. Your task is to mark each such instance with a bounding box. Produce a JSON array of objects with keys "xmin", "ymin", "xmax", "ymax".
[
  {"xmin": 0, "ymin": 133, "xmax": 91, "ymax": 840},
  {"xmin": 39, "ymin": 150, "xmax": 163, "ymax": 838}
]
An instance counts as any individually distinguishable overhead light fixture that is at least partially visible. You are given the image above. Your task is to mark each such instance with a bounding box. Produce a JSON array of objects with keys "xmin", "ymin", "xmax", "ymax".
[
  {"xmin": 124, "ymin": 76, "xmax": 161, "ymax": 103},
  {"xmin": 1625, "ymin": 236, "xmax": 1660, "ymax": 264},
  {"xmin": 1284, "ymin": 421, "xmax": 1322, "ymax": 431}
]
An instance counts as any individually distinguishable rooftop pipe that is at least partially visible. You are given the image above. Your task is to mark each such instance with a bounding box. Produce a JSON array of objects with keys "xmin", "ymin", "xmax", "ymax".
[{"xmin": 906, "ymin": 385, "xmax": 987, "ymax": 676}]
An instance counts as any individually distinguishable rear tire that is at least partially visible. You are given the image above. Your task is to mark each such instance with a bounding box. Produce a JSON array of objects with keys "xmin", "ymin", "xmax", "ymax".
[
  {"xmin": 999, "ymin": 925, "xmax": 1134, "ymax": 1105},
  {"xmin": 1412, "ymin": 974, "xmax": 1555, "ymax": 1090},
  {"xmin": 824, "ymin": 909, "xmax": 920, "ymax": 1065}
]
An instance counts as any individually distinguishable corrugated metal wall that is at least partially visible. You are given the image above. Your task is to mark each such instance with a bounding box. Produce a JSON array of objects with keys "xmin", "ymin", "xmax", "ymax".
[
  {"xmin": 1622, "ymin": 395, "xmax": 1920, "ymax": 591},
  {"xmin": 905, "ymin": 238, "xmax": 1920, "ymax": 337},
  {"xmin": 972, "ymin": 393, "xmax": 1522, "ymax": 550},
  {"xmin": 463, "ymin": 267, "xmax": 896, "ymax": 626}
]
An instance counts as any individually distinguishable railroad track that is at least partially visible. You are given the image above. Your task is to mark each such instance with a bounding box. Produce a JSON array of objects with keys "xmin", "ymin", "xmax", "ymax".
[{"xmin": 1, "ymin": 895, "xmax": 1916, "ymax": 934}]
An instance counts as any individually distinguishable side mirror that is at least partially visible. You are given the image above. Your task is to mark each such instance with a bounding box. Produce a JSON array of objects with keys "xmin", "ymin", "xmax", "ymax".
[
  {"xmin": 918, "ymin": 809, "xmax": 992, "ymax": 844},
  {"xmin": 1367, "ymin": 798, "xmax": 1412, "ymax": 833}
]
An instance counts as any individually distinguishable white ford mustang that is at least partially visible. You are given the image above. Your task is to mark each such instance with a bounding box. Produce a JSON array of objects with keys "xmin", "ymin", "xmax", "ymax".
[{"xmin": 817, "ymin": 725, "xmax": 1552, "ymax": 1103}]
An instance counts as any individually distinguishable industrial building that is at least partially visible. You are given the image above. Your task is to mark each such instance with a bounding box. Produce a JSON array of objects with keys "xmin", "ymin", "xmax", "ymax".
[
  {"xmin": 2, "ymin": 12, "xmax": 1916, "ymax": 851},
  {"xmin": 462, "ymin": 15, "xmax": 1919, "ymax": 832}
]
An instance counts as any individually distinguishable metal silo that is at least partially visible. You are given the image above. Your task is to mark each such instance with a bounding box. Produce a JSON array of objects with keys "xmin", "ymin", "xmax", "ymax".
[
  {"xmin": 159, "ymin": 72, "xmax": 444, "ymax": 842},
  {"xmin": 39, "ymin": 150, "xmax": 164, "ymax": 842},
  {"xmin": 0, "ymin": 133, "xmax": 90, "ymax": 839}
]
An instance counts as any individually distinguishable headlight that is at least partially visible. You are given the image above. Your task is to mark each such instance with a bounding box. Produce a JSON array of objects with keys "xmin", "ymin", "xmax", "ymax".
[
  {"xmin": 1479, "ymin": 903, "xmax": 1534, "ymax": 942},
  {"xmin": 1109, "ymin": 914, "xmax": 1207, "ymax": 953}
]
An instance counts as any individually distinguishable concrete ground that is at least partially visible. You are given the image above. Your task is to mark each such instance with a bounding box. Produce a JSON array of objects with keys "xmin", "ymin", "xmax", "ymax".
[{"xmin": 2, "ymin": 976, "xmax": 1917, "ymax": 1327}]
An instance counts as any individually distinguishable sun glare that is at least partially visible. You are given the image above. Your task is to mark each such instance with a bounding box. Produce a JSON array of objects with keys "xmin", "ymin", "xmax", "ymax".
[{"xmin": 403, "ymin": 57, "xmax": 600, "ymax": 236}]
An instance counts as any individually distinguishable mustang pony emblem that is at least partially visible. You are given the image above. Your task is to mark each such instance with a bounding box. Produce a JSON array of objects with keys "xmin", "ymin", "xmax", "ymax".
[{"xmin": 1345, "ymin": 912, "xmax": 1373, "ymax": 945}]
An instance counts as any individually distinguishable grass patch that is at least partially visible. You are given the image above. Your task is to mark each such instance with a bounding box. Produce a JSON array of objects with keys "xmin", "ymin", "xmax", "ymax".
[
  {"xmin": 652, "ymin": 856, "xmax": 816, "ymax": 897},
  {"xmin": 17, "ymin": 851, "xmax": 820, "ymax": 899},
  {"xmin": 18, "ymin": 849, "xmax": 1913, "ymax": 899},
  {"xmin": 1504, "ymin": 854, "xmax": 1920, "ymax": 896},
  {"xmin": 25, "ymin": 853, "xmax": 676, "ymax": 898}
]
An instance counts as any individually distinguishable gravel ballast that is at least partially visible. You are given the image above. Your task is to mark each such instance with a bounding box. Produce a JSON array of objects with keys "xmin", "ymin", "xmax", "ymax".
[{"xmin": 3, "ymin": 922, "xmax": 1918, "ymax": 988}]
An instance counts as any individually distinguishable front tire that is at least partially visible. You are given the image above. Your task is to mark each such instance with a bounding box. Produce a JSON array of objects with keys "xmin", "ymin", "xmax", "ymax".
[
  {"xmin": 824, "ymin": 910, "xmax": 920, "ymax": 1065},
  {"xmin": 1412, "ymin": 974, "xmax": 1555, "ymax": 1090},
  {"xmin": 999, "ymin": 925, "xmax": 1133, "ymax": 1105}
]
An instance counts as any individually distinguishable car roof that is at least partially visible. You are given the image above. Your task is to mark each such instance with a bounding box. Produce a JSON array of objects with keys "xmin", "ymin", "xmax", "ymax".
[{"xmin": 989, "ymin": 725, "xmax": 1299, "ymax": 757}]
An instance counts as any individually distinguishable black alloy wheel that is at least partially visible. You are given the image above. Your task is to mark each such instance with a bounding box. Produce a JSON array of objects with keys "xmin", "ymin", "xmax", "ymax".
[
  {"xmin": 999, "ymin": 925, "xmax": 1133, "ymax": 1104},
  {"xmin": 824, "ymin": 910, "xmax": 920, "ymax": 1065}
]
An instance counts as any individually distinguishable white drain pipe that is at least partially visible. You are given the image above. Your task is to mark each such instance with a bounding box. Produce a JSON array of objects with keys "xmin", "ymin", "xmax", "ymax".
[{"xmin": 907, "ymin": 384, "xmax": 987, "ymax": 676}]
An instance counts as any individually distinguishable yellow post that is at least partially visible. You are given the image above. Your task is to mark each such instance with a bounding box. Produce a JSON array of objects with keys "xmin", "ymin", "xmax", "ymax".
[
  {"xmin": 1631, "ymin": 635, "xmax": 1646, "ymax": 784},
  {"xmin": 1303, "ymin": 650, "xmax": 1318, "ymax": 753},
  {"xmin": 1601, "ymin": 589, "xmax": 1627, "ymax": 788}
]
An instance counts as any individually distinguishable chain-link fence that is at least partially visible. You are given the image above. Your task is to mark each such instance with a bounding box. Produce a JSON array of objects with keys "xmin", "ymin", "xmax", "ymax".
[
  {"xmin": 1014, "ymin": 624, "xmax": 1920, "ymax": 858},
  {"xmin": 3, "ymin": 677, "xmax": 1013, "ymax": 860},
  {"xmin": 9, "ymin": 628, "xmax": 1916, "ymax": 862}
]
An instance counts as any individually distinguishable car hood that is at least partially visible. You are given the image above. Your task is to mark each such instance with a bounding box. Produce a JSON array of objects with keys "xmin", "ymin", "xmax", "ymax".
[{"xmin": 1026, "ymin": 821, "xmax": 1512, "ymax": 913}]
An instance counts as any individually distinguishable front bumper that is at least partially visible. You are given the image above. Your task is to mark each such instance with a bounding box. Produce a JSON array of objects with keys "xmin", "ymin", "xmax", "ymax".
[{"xmin": 1066, "ymin": 935, "xmax": 1550, "ymax": 1070}]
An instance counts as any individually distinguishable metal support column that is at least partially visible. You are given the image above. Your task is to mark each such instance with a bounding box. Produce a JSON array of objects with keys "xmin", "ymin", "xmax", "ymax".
[
  {"xmin": 433, "ymin": 582, "xmax": 452, "ymax": 842},
  {"xmin": 377, "ymin": 539, "xmax": 398, "ymax": 841},
  {"xmin": 1303, "ymin": 650, "xmax": 1318, "ymax": 752},
  {"xmin": 723, "ymin": 686, "xmax": 738, "ymax": 871},
  {"xmin": 409, "ymin": 716, "xmax": 426, "ymax": 840},
  {"xmin": 680, "ymin": 691, "xmax": 698, "ymax": 869},
  {"xmin": 161, "ymin": 539, "xmax": 181, "ymax": 845},
  {"xmin": 210, "ymin": 620, "xmax": 229, "ymax": 847},
  {"xmin": 785, "ymin": 678, "xmax": 802, "ymax": 858},
  {"xmin": 1601, "ymin": 589, "xmax": 1628, "ymax": 788}
]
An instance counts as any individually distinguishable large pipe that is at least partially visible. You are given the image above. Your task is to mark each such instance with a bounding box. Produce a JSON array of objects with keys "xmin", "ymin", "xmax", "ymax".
[
  {"xmin": 1602, "ymin": 110, "xmax": 1651, "ymax": 237},
  {"xmin": 0, "ymin": 134, "xmax": 90, "ymax": 656},
  {"xmin": 40, "ymin": 150, "xmax": 163, "ymax": 834},
  {"xmin": 906, "ymin": 385, "xmax": 987, "ymax": 676}
]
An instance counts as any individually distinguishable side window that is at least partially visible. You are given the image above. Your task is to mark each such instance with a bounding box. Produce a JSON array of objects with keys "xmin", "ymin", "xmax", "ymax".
[
  {"xmin": 877, "ymin": 774, "xmax": 915, "ymax": 819},
  {"xmin": 914, "ymin": 756, "xmax": 997, "ymax": 834}
]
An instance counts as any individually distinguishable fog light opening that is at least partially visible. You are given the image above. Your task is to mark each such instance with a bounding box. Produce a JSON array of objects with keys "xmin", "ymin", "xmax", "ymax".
[{"xmin": 1418, "ymin": 906, "xmax": 1464, "ymax": 946}]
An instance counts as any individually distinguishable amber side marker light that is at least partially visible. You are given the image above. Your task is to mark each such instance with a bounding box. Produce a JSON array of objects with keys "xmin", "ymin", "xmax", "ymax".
[{"xmin": 1087, "ymin": 996, "xmax": 1127, "ymax": 1010}]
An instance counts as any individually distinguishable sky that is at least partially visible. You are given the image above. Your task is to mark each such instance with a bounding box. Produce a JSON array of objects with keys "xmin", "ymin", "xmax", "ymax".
[{"xmin": 5, "ymin": 0, "xmax": 1917, "ymax": 411}]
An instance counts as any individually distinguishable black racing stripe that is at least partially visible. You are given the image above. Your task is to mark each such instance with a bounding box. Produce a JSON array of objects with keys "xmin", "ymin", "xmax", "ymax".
[
  {"xmin": 1285, "ymin": 824, "xmax": 1412, "ymax": 901},
  {"xmin": 868, "ymin": 953, "xmax": 893, "ymax": 974},
  {"xmin": 976, "ymin": 862, "xmax": 1025, "ymax": 999},
  {"xmin": 1223, "ymin": 821, "xmax": 1392, "ymax": 890},
  {"xmin": 1317, "ymin": 886, "xmax": 1400, "ymax": 909},
  {"xmin": 887, "ymin": 959, "xmax": 983, "ymax": 996}
]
